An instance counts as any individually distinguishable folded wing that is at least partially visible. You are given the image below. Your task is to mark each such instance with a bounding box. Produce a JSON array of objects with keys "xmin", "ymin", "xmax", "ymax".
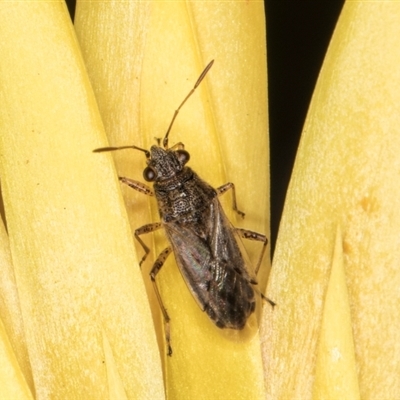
[{"xmin": 164, "ymin": 198, "xmax": 256, "ymax": 330}]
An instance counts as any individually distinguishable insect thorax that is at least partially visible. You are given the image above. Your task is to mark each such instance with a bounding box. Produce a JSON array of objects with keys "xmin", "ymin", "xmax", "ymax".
[{"xmin": 154, "ymin": 167, "xmax": 217, "ymax": 224}]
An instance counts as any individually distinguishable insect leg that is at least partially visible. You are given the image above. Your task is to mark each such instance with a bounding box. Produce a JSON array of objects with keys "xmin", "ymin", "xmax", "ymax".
[
  {"xmin": 235, "ymin": 228, "xmax": 268, "ymax": 276},
  {"xmin": 119, "ymin": 176, "xmax": 154, "ymax": 197},
  {"xmin": 235, "ymin": 228, "xmax": 275, "ymax": 307},
  {"xmin": 134, "ymin": 222, "xmax": 163, "ymax": 266},
  {"xmin": 150, "ymin": 246, "xmax": 174, "ymax": 356},
  {"xmin": 120, "ymin": 176, "xmax": 161, "ymax": 265},
  {"xmin": 216, "ymin": 182, "xmax": 245, "ymax": 218}
]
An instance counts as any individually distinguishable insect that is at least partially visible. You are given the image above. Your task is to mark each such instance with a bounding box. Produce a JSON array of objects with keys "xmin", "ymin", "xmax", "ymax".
[{"xmin": 94, "ymin": 60, "xmax": 272, "ymax": 356}]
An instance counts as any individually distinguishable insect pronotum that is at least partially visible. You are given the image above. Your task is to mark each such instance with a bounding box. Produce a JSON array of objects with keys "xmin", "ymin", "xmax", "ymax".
[{"xmin": 94, "ymin": 60, "xmax": 273, "ymax": 356}]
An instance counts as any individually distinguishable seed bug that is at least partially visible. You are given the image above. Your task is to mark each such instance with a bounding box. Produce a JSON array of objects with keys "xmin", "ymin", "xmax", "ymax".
[{"xmin": 94, "ymin": 60, "xmax": 272, "ymax": 356}]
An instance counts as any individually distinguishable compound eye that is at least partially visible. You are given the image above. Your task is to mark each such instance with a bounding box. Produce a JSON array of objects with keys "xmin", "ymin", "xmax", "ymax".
[
  {"xmin": 176, "ymin": 149, "xmax": 190, "ymax": 165},
  {"xmin": 143, "ymin": 167, "xmax": 156, "ymax": 182}
]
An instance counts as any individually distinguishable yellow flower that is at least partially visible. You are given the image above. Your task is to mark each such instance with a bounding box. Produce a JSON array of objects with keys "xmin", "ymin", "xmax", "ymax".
[
  {"xmin": 75, "ymin": 1, "xmax": 270, "ymax": 398},
  {"xmin": 0, "ymin": 0, "xmax": 269, "ymax": 398},
  {"xmin": 0, "ymin": 2, "xmax": 163, "ymax": 398},
  {"xmin": 262, "ymin": 1, "xmax": 400, "ymax": 399}
]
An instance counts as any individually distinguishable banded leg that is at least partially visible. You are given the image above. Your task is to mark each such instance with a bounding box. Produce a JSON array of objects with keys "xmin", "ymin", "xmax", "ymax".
[
  {"xmin": 235, "ymin": 228, "xmax": 268, "ymax": 276},
  {"xmin": 235, "ymin": 228, "xmax": 275, "ymax": 307},
  {"xmin": 119, "ymin": 176, "xmax": 161, "ymax": 265},
  {"xmin": 150, "ymin": 246, "xmax": 174, "ymax": 356},
  {"xmin": 119, "ymin": 175, "xmax": 176, "ymax": 352},
  {"xmin": 134, "ymin": 222, "xmax": 175, "ymax": 355},
  {"xmin": 216, "ymin": 182, "xmax": 245, "ymax": 218},
  {"xmin": 119, "ymin": 176, "xmax": 154, "ymax": 197},
  {"xmin": 134, "ymin": 222, "xmax": 163, "ymax": 266}
]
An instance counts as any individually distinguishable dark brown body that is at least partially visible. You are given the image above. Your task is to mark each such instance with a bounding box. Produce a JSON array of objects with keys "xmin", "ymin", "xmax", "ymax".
[
  {"xmin": 151, "ymin": 147, "xmax": 256, "ymax": 329},
  {"xmin": 94, "ymin": 60, "xmax": 269, "ymax": 355}
]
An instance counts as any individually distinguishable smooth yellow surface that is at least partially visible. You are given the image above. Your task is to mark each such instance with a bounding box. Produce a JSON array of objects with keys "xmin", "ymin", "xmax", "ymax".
[
  {"xmin": 262, "ymin": 2, "xmax": 400, "ymax": 399},
  {"xmin": 75, "ymin": 1, "xmax": 269, "ymax": 398},
  {"xmin": 0, "ymin": 317, "xmax": 33, "ymax": 400},
  {"xmin": 312, "ymin": 228, "xmax": 360, "ymax": 400},
  {"xmin": 0, "ymin": 2, "xmax": 163, "ymax": 399},
  {"xmin": 0, "ymin": 212, "xmax": 33, "ymax": 392}
]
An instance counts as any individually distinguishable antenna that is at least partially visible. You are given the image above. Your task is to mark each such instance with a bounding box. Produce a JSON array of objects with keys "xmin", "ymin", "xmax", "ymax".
[
  {"xmin": 163, "ymin": 60, "xmax": 214, "ymax": 149},
  {"xmin": 93, "ymin": 60, "xmax": 214, "ymax": 155},
  {"xmin": 93, "ymin": 145, "xmax": 150, "ymax": 158}
]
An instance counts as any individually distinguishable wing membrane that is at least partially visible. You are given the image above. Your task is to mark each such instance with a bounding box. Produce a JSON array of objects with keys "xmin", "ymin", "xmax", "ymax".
[{"xmin": 164, "ymin": 198, "xmax": 256, "ymax": 329}]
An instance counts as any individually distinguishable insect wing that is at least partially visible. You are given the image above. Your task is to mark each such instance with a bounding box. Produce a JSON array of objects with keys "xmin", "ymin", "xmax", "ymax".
[
  {"xmin": 163, "ymin": 221, "xmax": 212, "ymax": 310},
  {"xmin": 164, "ymin": 197, "xmax": 258, "ymax": 330},
  {"xmin": 207, "ymin": 198, "xmax": 256, "ymax": 284}
]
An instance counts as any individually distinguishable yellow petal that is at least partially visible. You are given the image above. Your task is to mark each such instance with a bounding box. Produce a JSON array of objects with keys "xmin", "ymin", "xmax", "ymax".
[
  {"xmin": 0, "ymin": 2, "xmax": 163, "ymax": 398},
  {"xmin": 75, "ymin": 1, "xmax": 269, "ymax": 398},
  {"xmin": 312, "ymin": 227, "xmax": 360, "ymax": 400},
  {"xmin": 262, "ymin": 1, "xmax": 400, "ymax": 398},
  {"xmin": 0, "ymin": 316, "xmax": 33, "ymax": 400},
  {"xmin": 0, "ymin": 211, "xmax": 33, "ymax": 392}
]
